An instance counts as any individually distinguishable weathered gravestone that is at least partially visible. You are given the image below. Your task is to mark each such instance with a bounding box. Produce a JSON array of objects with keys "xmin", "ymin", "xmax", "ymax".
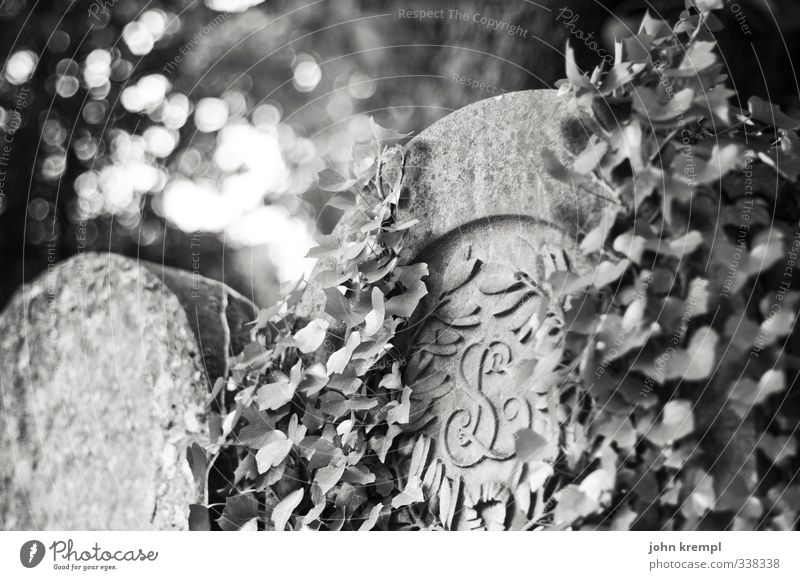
[
  {"xmin": 394, "ymin": 90, "xmax": 599, "ymax": 530},
  {"xmin": 0, "ymin": 252, "xmax": 256, "ymax": 530},
  {"xmin": 304, "ymin": 89, "xmax": 758, "ymax": 529},
  {"xmin": 299, "ymin": 90, "xmax": 603, "ymax": 529},
  {"xmin": 396, "ymin": 90, "xmax": 760, "ymax": 528}
]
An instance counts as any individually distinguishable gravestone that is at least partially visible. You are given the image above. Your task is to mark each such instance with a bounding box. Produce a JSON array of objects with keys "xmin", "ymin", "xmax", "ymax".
[
  {"xmin": 392, "ymin": 89, "xmax": 759, "ymax": 528},
  {"xmin": 401, "ymin": 218, "xmax": 574, "ymax": 529},
  {"xmin": 0, "ymin": 252, "xmax": 256, "ymax": 530},
  {"xmin": 304, "ymin": 89, "xmax": 757, "ymax": 529},
  {"xmin": 301, "ymin": 90, "xmax": 603, "ymax": 529},
  {"xmin": 392, "ymin": 90, "xmax": 600, "ymax": 529}
]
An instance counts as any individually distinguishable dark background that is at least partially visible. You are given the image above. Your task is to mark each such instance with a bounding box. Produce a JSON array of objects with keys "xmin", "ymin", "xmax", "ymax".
[{"xmin": 1, "ymin": 0, "xmax": 797, "ymax": 309}]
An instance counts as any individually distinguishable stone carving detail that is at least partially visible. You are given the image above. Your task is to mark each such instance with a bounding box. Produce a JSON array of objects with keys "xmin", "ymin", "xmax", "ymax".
[
  {"xmin": 402, "ymin": 220, "xmax": 571, "ymax": 529},
  {"xmin": 444, "ymin": 340, "xmax": 525, "ymax": 467}
]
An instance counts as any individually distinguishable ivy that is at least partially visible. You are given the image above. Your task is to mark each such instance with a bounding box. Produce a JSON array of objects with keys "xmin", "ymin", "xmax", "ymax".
[
  {"xmin": 190, "ymin": 5, "xmax": 800, "ymax": 531},
  {"xmin": 548, "ymin": 3, "xmax": 800, "ymax": 530}
]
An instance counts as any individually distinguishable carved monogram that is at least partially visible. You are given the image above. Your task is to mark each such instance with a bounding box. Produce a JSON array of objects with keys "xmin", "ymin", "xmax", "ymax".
[
  {"xmin": 406, "ymin": 236, "xmax": 569, "ymax": 456},
  {"xmin": 403, "ymin": 216, "xmax": 570, "ymax": 529}
]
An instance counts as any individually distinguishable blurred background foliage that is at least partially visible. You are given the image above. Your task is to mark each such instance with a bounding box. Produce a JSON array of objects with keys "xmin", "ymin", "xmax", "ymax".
[{"xmin": 1, "ymin": 0, "xmax": 798, "ymax": 308}]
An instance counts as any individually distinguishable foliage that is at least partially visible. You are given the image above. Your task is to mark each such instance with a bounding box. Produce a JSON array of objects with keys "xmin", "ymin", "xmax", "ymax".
[
  {"xmin": 546, "ymin": 1, "xmax": 800, "ymax": 530},
  {"xmin": 191, "ymin": 120, "xmax": 444, "ymax": 531},
  {"xmin": 192, "ymin": 3, "xmax": 800, "ymax": 531}
]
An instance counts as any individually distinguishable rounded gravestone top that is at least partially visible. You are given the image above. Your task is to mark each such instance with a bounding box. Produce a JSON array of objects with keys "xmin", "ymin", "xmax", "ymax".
[
  {"xmin": 398, "ymin": 89, "xmax": 601, "ymax": 259},
  {"xmin": 301, "ymin": 89, "xmax": 603, "ymax": 323}
]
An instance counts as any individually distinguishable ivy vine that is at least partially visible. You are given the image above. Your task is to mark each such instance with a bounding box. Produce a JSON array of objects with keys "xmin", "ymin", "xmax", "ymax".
[{"xmin": 189, "ymin": 2, "xmax": 800, "ymax": 531}]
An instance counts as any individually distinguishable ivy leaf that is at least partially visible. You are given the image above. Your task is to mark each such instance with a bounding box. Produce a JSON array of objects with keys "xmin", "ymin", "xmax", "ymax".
[
  {"xmin": 758, "ymin": 434, "xmax": 797, "ymax": 466},
  {"xmin": 315, "ymin": 463, "xmax": 346, "ymax": 494},
  {"xmin": 257, "ymin": 377, "xmax": 297, "ymax": 411},
  {"xmin": 644, "ymin": 400, "xmax": 695, "ymax": 447},
  {"xmin": 613, "ymin": 232, "xmax": 647, "ymax": 264},
  {"xmin": 384, "ymin": 281, "xmax": 427, "ymax": 318},
  {"xmin": 649, "ymin": 230, "xmax": 704, "ymax": 258},
  {"xmin": 730, "ymin": 370, "xmax": 786, "ymax": 414},
  {"xmin": 306, "ymin": 242, "xmax": 340, "ymax": 259},
  {"xmin": 363, "ymin": 287, "xmax": 386, "ymax": 336},
  {"xmin": 579, "ymin": 469, "xmax": 614, "ymax": 502},
  {"xmin": 749, "ymin": 96, "xmax": 800, "ymax": 130},
  {"xmin": 299, "ymin": 370, "xmax": 329, "ymax": 401},
  {"xmin": 678, "ymin": 41, "xmax": 717, "ymax": 74},
  {"xmin": 359, "ymin": 503, "xmax": 385, "ymax": 531},
  {"xmin": 326, "ymin": 191, "xmax": 357, "ymax": 210},
  {"xmin": 514, "ymin": 428, "xmax": 552, "ymax": 463},
  {"xmin": 593, "ymin": 259, "xmax": 629, "ymax": 287},
  {"xmin": 370, "ymin": 424, "xmax": 402, "ymax": 463},
  {"xmin": 687, "ymin": 85, "xmax": 733, "ymax": 126},
  {"xmin": 327, "ymin": 331, "xmax": 361, "ymax": 375},
  {"xmin": 572, "ymin": 137, "xmax": 609, "ymax": 174},
  {"xmin": 596, "ymin": 414, "xmax": 637, "ymax": 450},
  {"xmin": 526, "ymin": 461, "xmax": 555, "ymax": 494},
  {"xmin": 369, "ymin": 117, "xmax": 412, "ymax": 144},
  {"xmin": 682, "ymin": 469, "xmax": 716, "ymax": 519},
  {"xmin": 189, "ymin": 504, "xmax": 211, "ymax": 531},
  {"xmin": 746, "ymin": 231, "xmax": 784, "ymax": 276},
  {"xmin": 186, "ymin": 443, "xmax": 208, "ymax": 500},
  {"xmin": 342, "ymin": 465, "xmax": 376, "ymax": 485},
  {"xmin": 324, "ymin": 287, "xmax": 351, "ymax": 321},
  {"xmin": 565, "ymin": 42, "xmax": 594, "ymax": 92},
  {"xmin": 632, "ymin": 87, "xmax": 694, "ymax": 122},
  {"xmin": 273, "ymin": 489, "xmax": 304, "ymax": 531},
  {"xmin": 300, "ymin": 436, "xmax": 339, "ymax": 469},
  {"xmin": 692, "ymin": 0, "xmax": 723, "ymax": 11},
  {"xmin": 641, "ymin": 326, "xmax": 718, "ymax": 382},
  {"xmin": 391, "ymin": 476, "xmax": 424, "ymax": 508},
  {"xmin": 255, "ymin": 433, "xmax": 292, "ymax": 473},
  {"xmin": 598, "ymin": 62, "xmax": 646, "ymax": 94},
  {"xmin": 617, "ymin": 121, "xmax": 645, "ymax": 173},
  {"xmin": 639, "ymin": 11, "xmax": 673, "ymax": 37},
  {"xmin": 362, "ymin": 256, "xmax": 399, "ymax": 284},
  {"xmin": 698, "ymin": 144, "xmax": 745, "ymax": 183},
  {"xmin": 217, "ymin": 494, "xmax": 259, "ymax": 531},
  {"xmin": 395, "ymin": 262, "xmax": 428, "ymax": 287},
  {"xmin": 554, "ymin": 484, "xmax": 598, "ymax": 526},
  {"xmin": 340, "ymin": 239, "xmax": 368, "ymax": 261},
  {"xmin": 386, "ymin": 386, "xmax": 412, "ymax": 425},
  {"xmin": 237, "ymin": 422, "xmax": 281, "ymax": 449},
  {"xmin": 318, "ymin": 167, "xmax": 357, "ymax": 192},
  {"xmin": 378, "ymin": 362, "xmax": 403, "ymax": 390},
  {"xmin": 292, "ymin": 319, "xmax": 329, "ymax": 353}
]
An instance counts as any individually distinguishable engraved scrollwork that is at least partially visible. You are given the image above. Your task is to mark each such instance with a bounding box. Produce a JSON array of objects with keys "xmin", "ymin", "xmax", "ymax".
[
  {"xmin": 404, "ymin": 234, "xmax": 571, "ymax": 471},
  {"xmin": 443, "ymin": 341, "xmax": 532, "ymax": 467},
  {"xmin": 400, "ymin": 224, "xmax": 575, "ymax": 530}
]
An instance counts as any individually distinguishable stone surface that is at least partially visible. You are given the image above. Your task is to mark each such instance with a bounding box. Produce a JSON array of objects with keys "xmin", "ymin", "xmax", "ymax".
[
  {"xmin": 393, "ymin": 89, "xmax": 763, "ymax": 526},
  {"xmin": 300, "ymin": 88, "xmax": 758, "ymax": 527},
  {"xmin": 0, "ymin": 252, "xmax": 256, "ymax": 530},
  {"xmin": 300, "ymin": 89, "xmax": 599, "ymax": 320},
  {"xmin": 397, "ymin": 89, "xmax": 600, "ymax": 257},
  {"xmin": 401, "ymin": 217, "xmax": 574, "ymax": 529},
  {"xmin": 381, "ymin": 91, "xmax": 602, "ymax": 529},
  {"xmin": 297, "ymin": 90, "xmax": 602, "ymax": 529},
  {"xmin": 296, "ymin": 90, "xmax": 603, "ymax": 528}
]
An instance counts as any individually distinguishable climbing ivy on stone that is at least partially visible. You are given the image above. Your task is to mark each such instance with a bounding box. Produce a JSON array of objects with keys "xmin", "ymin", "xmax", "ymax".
[
  {"xmin": 188, "ymin": 119, "xmax": 450, "ymax": 531},
  {"xmin": 191, "ymin": 2, "xmax": 800, "ymax": 531},
  {"xmin": 548, "ymin": 1, "xmax": 800, "ymax": 530}
]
